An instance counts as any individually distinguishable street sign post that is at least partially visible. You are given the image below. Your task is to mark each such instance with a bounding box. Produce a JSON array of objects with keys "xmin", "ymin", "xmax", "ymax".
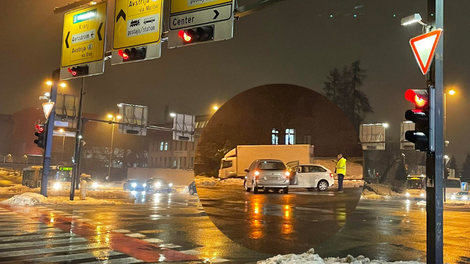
[
  {"xmin": 60, "ymin": 2, "xmax": 107, "ymax": 80},
  {"xmin": 359, "ymin": 123, "xmax": 386, "ymax": 150},
  {"xmin": 118, "ymin": 103, "xmax": 148, "ymax": 135},
  {"xmin": 409, "ymin": 29, "xmax": 443, "ymax": 75},
  {"xmin": 172, "ymin": 114, "xmax": 195, "ymax": 142},
  {"xmin": 112, "ymin": 0, "xmax": 164, "ymax": 65},
  {"xmin": 168, "ymin": 0, "xmax": 234, "ymax": 48}
]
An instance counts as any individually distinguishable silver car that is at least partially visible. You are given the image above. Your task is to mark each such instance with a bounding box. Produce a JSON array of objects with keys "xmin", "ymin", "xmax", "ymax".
[{"xmin": 244, "ymin": 159, "xmax": 290, "ymax": 194}]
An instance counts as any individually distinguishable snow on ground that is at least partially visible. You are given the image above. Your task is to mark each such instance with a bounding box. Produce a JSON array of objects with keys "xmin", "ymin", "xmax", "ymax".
[
  {"xmin": 174, "ymin": 185, "xmax": 189, "ymax": 194},
  {"xmin": 257, "ymin": 248, "xmax": 424, "ymax": 264},
  {"xmin": 195, "ymin": 176, "xmax": 244, "ymax": 187},
  {"xmin": 0, "ymin": 184, "xmax": 38, "ymax": 194},
  {"xmin": 1, "ymin": 192, "xmax": 132, "ymax": 206}
]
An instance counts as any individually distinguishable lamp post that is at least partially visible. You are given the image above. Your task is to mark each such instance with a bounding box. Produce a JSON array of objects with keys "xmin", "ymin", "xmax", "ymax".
[{"xmin": 107, "ymin": 114, "xmax": 122, "ymax": 180}]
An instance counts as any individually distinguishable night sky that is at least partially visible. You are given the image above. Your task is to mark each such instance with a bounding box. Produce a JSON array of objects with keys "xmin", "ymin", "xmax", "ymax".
[{"xmin": 1, "ymin": 0, "xmax": 469, "ymax": 165}]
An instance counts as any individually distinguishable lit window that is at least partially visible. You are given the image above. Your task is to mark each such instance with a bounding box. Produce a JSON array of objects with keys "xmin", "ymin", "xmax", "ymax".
[
  {"xmin": 164, "ymin": 142, "xmax": 169, "ymax": 151},
  {"xmin": 160, "ymin": 142, "xmax": 164, "ymax": 151},
  {"xmin": 272, "ymin": 129, "xmax": 279, "ymax": 145},
  {"xmin": 285, "ymin": 129, "xmax": 295, "ymax": 145}
]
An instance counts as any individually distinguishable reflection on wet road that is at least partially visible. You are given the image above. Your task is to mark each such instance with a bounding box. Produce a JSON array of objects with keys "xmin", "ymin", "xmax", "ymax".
[
  {"xmin": 1, "ymin": 191, "xmax": 470, "ymax": 263},
  {"xmin": 198, "ymin": 185, "xmax": 363, "ymax": 255}
]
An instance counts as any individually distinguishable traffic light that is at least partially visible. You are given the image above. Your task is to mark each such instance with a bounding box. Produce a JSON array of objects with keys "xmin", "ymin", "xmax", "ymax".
[
  {"xmin": 118, "ymin": 47, "xmax": 147, "ymax": 62},
  {"xmin": 404, "ymin": 89, "xmax": 429, "ymax": 151},
  {"xmin": 178, "ymin": 26, "xmax": 214, "ymax": 45},
  {"xmin": 67, "ymin": 65, "xmax": 89, "ymax": 77},
  {"xmin": 34, "ymin": 124, "xmax": 46, "ymax": 149}
]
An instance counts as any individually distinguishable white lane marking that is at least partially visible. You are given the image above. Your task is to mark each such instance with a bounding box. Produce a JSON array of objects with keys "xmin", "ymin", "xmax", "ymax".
[
  {"xmin": 0, "ymin": 232, "xmax": 75, "ymax": 242},
  {"xmin": 112, "ymin": 229, "xmax": 131, "ymax": 233},
  {"xmin": 0, "ymin": 222, "xmax": 46, "ymax": 227},
  {"xmin": 179, "ymin": 249, "xmax": 200, "ymax": 255},
  {"xmin": 79, "ymin": 218, "xmax": 93, "ymax": 222},
  {"xmin": 81, "ymin": 257, "xmax": 143, "ymax": 264},
  {"xmin": 159, "ymin": 243, "xmax": 182, "ymax": 249},
  {"xmin": 142, "ymin": 238, "xmax": 163, "ymax": 243},
  {"xmin": 0, "ymin": 237, "xmax": 87, "ymax": 249},
  {"xmin": 0, "ymin": 243, "xmax": 109, "ymax": 258},
  {"xmin": 125, "ymin": 233, "xmax": 146, "ymax": 238},
  {"xmin": 24, "ymin": 250, "xmax": 123, "ymax": 263},
  {"xmin": 0, "ymin": 228, "xmax": 63, "ymax": 236}
]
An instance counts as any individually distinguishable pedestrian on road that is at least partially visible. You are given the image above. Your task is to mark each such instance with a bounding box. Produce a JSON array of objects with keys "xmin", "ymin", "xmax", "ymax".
[{"xmin": 335, "ymin": 154, "xmax": 346, "ymax": 193}]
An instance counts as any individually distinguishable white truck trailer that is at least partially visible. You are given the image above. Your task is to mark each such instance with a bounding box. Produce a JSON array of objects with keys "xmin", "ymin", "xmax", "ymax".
[{"xmin": 218, "ymin": 145, "xmax": 314, "ymax": 179}]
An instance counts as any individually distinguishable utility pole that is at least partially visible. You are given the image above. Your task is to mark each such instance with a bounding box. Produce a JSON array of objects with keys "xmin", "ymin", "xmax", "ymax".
[
  {"xmin": 426, "ymin": 0, "xmax": 444, "ymax": 263},
  {"xmin": 70, "ymin": 77, "xmax": 85, "ymax": 201},
  {"xmin": 40, "ymin": 69, "xmax": 60, "ymax": 197}
]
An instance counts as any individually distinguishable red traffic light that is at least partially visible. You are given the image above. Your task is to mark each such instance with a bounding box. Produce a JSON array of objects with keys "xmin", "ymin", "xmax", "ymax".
[
  {"xmin": 118, "ymin": 49, "xmax": 129, "ymax": 60},
  {"xmin": 405, "ymin": 89, "xmax": 428, "ymax": 108},
  {"xmin": 35, "ymin": 124, "xmax": 45, "ymax": 133},
  {"xmin": 178, "ymin": 30, "xmax": 192, "ymax": 42}
]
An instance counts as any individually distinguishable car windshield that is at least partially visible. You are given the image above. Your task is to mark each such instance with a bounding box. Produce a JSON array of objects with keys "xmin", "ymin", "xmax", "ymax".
[{"xmin": 258, "ymin": 161, "xmax": 286, "ymax": 170}]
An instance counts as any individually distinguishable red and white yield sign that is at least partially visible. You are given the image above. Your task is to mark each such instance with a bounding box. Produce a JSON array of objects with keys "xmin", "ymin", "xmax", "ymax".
[{"xmin": 409, "ymin": 29, "xmax": 443, "ymax": 75}]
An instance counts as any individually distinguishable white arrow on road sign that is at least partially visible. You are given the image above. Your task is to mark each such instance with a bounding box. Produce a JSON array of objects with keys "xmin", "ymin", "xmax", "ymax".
[{"xmin": 409, "ymin": 29, "xmax": 443, "ymax": 75}]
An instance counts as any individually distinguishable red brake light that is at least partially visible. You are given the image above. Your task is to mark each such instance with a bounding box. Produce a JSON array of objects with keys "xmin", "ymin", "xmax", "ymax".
[
  {"xmin": 285, "ymin": 171, "xmax": 290, "ymax": 178},
  {"xmin": 330, "ymin": 173, "xmax": 334, "ymax": 178},
  {"xmin": 254, "ymin": 171, "xmax": 260, "ymax": 176}
]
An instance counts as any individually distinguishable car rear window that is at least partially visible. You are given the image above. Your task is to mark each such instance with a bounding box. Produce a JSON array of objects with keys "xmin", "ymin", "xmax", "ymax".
[{"xmin": 258, "ymin": 161, "xmax": 286, "ymax": 170}]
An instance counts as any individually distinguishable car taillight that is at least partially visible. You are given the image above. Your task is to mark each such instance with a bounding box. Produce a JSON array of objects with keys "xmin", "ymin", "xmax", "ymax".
[
  {"xmin": 285, "ymin": 171, "xmax": 290, "ymax": 178},
  {"xmin": 254, "ymin": 171, "xmax": 260, "ymax": 179},
  {"xmin": 330, "ymin": 173, "xmax": 334, "ymax": 178}
]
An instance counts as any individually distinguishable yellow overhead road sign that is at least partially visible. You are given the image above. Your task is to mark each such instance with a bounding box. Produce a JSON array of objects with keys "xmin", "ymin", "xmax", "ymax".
[
  {"xmin": 171, "ymin": 0, "xmax": 232, "ymax": 14},
  {"xmin": 114, "ymin": 0, "xmax": 163, "ymax": 49},
  {"xmin": 61, "ymin": 2, "xmax": 107, "ymax": 68}
]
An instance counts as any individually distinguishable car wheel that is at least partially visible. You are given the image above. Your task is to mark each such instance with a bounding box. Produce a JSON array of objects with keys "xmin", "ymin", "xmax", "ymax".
[
  {"xmin": 272, "ymin": 188, "xmax": 280, "ymax": 193},
  {"xmin": 283, "ymin": 187, "xmax": 289, "ymax": 194},
  {"xmin": 244, "ymin": 180, "xmax": 251, "ymax": 192},
  {"xmin": 318, "ymin": 180, "xmax": 329, "ymax": 191},
  {"xmin": 306, "ymin": 188, "xmax": 313, "ymax": 191},
  {"xmin": 253, "ymin": 182, "xmax": 259, "ymax": 194}
]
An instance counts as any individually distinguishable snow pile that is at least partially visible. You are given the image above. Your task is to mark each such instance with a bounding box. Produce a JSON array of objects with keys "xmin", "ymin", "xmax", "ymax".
[
  {"xmin": 343, "ymin": 180, "xmax": 364, "ymax": 188},
  {"xmin": 174, "ymin": 185, "xmax": 189, "ymax": 194},
  {"xmin": 445, "ymin": 200, "xmax": 470, "ymax": 206},
  {"xmin": 217, "ymin": 178, "xmax": 244, "ymax": 186},
  {"xmin": 195, "ymin": 176, "xmax": 219, "ymax": 187},
  {"xmin": 1, "ymin": 192, "xmax": 132, "ymax": 206},
  {"xmin": 257, "ymin": 248, "xmax": 424, "ymax": 264},
  {"xmin": 0, "ymin": 185, "xmax": 39, "ymax": 194},
  {"xmin": 1, "ymin": 192, "xmax": 48, "ymax": 206}
]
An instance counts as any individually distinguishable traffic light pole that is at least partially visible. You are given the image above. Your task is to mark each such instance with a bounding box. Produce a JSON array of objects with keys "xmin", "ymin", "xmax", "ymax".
[
  {"xmin": 40, "ymin": 69, "xmax": 60, "ymax": 197},
  {"xmin": 426, "ymin": 0, "xmax": 444, "ymax": 263},
  {"xmin": 70, "ymin": 77, "xmax": 85, "ymax": 201}
]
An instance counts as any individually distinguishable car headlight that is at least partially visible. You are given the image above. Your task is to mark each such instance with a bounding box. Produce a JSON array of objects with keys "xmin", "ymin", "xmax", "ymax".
[
  {"xmin": 53, "ymin": 182, "xmax": 61, "ymax": 190},
  {"xmin": 143, "ymin": 183, "xmax": 147, "ymax": 187},
  {"xmin": 155, "ymin": 182, "xmax": 162, "ymax": 188},
  {"xmin": 169, "ymin": 183, "xmax": 173, "ymax": 187},
  {"xmin": 131, "ymin": 183, "xmax": 137, "ymax": 188},
  {"xmin": 463, "ymin": 196, "xmax": 468, "ymax": 200},
  {"xmin": 406, "ymin": 192, "xmax": 410, "ymax": 197},
  {"xmin": 451, "ymin": 195, "xmax": 456, "ymax": 200},
  {"xmin": 420, "ymin": 193, "xmax": 425, "ymax": 197},
  {"xmin": 92, "ymin": 182, "xmax": 98, "ymax": 188}
]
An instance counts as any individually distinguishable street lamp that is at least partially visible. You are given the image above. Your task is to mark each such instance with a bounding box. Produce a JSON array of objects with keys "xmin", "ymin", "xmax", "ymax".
[
  {"xmin": 170, "ymin": 113, "xmax": 176, "ymax": 117},
  {"xmin": 213, "ymin": 105, "xmax": 219, "ymax": 111},
  {"xmin": 107, "ymin": 114, "xmax": 122, "ymax": 180}
]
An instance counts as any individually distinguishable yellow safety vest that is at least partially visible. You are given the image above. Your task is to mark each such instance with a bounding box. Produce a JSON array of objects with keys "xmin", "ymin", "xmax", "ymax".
[{"xmin": 336, "ymin": 158, "xmax": 346, "ymax": 175}]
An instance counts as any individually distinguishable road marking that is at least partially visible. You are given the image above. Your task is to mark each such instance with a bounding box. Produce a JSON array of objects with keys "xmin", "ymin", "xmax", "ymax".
[
  {"xmin": 0, "ymin": 237, "xmax": 87, "ymax": 249},
  {"xmin": 81, "ymin": 256, "xmax": 143, "ymax": 263},
  {"xmin": 159, "ymin": 243, "xmax": 182, "ymax": 248},
  {"xmin": 0, "ymin": 228, "xmax": 63, "ymax": 236},
  {"xmin": 0, "ymin": 232, "xmax": 75, "ymax": 242},
  {"xmin": 142, "ymin": 238, "xmax": 164, "ymax": 243},
  {"xmin": 179, "ymin": 249, "xmax": 200, "ymax": 255},
  {"xmin": 23, "ymin": 250, "xmax": 123, "ymax": 263},
  {"xmin": 112, "ymin": 229, "xmax": 131, "ymax": 233},
  {"xmin": 0, "ymin": 243, "xmax": 108, "ymax": 258},
  {"xmin": 125, "ymin": 233, "xmax": 147, "ymax": 238}
]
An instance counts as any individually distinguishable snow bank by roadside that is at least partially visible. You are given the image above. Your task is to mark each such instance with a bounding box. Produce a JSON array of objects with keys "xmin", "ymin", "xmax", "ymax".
[
  {"xmin": 257, "ymin": 248, "xmax": 423, "ymax": 264},
  {"xmin": 1, "ymin": 192, "xmax": 132, "ymax": 206},
  {"xmin": 0, "ymin": 185, "xmax": 39, "ymax": 194},
  {"xmin": 195, "ymin": 176, "xmax": 244, "ymax": 187}
]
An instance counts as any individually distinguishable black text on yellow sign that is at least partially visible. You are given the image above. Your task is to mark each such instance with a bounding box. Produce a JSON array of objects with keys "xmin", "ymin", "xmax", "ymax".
[
  {"xmin": 114, "ymin": 0, "xmax": 164, "ymax": 49},
  {"xmin": 61, "ymin": 2, "xmax": 107, "ymax": 68}
]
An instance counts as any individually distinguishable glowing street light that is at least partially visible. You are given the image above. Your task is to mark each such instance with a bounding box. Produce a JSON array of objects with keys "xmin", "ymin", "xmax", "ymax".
[
  {"xmin": 213, "ymin": 106, "xmax": 219, "ymax": 111},
  {"xmin": 60, "ymin": 83, "xmax": 67, "ymax": 88},
  {"xmin": 170, "ymin": 113, "xmax": 176, "ymax": 117},
  {"xmin": 448, "ymin": 89, "xmax": 456, "ymax": 96},
  {"xmin": 46, "ymin": 80, "xmax": 53, "ymax": 86}
]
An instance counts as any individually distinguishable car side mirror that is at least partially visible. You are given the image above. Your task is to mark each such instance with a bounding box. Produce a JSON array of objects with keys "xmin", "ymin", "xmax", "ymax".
[{"xmin": 244, "ymin": 169, "xmax": 249, "ymax": 173}]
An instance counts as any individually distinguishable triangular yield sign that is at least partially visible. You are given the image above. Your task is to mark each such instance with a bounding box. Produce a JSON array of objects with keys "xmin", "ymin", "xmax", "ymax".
[
  {"xmin": 42, "ymin": 102, "xmax": 55, "ymax": 120},
  {"xmin": 409, "ymin": 29, "xmax": 443, "ymax": 75}
]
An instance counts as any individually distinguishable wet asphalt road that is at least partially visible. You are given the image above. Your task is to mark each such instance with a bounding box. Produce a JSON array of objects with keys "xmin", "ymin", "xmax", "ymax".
[
  {"xmin": 0, "ymin": 192, "xmax": 470, "ymax": 263},
  {"xmin": 197, "ymin": 185, "xmax": 363, "ymax": 255}
]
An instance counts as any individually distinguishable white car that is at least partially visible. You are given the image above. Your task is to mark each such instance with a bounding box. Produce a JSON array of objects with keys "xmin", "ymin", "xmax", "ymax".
[{"xmin": 286, "ymin": 162, "xmax": 334, "ymax": 191}]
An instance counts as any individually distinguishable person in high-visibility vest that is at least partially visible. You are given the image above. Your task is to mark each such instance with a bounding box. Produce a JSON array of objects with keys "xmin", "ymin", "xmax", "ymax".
[{"xmin": 335, "ymin": 154, "xmax": 347, "ymax": 192}]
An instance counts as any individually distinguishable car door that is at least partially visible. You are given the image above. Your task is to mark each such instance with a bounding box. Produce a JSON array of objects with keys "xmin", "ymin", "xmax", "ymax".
[
  {"xmin": 310, "ymin": 165, "xmax": 328, "ymax": 186},
  {"xmin": 245, "ymin": 161, "xmax": 257, "ymax": 187},
  {"xmin": 286, "ymin": 161, "xmax": 300, "ymax": 186}
]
